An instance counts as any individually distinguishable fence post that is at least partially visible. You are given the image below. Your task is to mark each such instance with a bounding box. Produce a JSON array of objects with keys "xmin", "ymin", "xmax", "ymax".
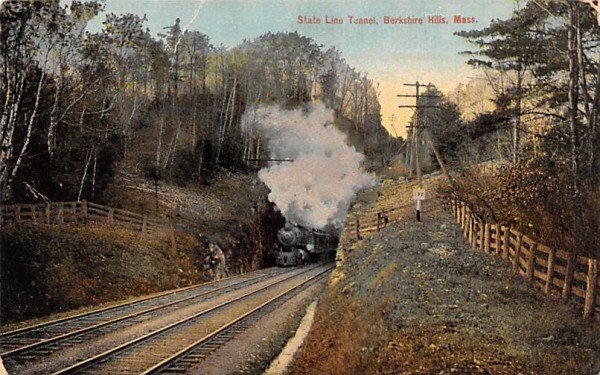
[
  {"xmin": 502, "ymin": 226, "xmax": 510, "ymax": 260},
  {"xmin": 463, "ymin": 206, "xmax": 468, "ymax": 236},
  {"xmin": 513, "ymin": 232, "xmax": 523, "ymax": 273},
  {"xmin": 58, "ymin": 203, "xmax": 64, "ymax": 224},
  {"xmin": 545, "ymin": 247, "xmax": 556, "ymax": 293},
  {"xmin": 108, "ymin": 208, "xmax": 114, "ymax": 225},
  {"xmin": 526, "ymin": 242, "xmax": 537, "ymax": 282},
  {"xmin": 473, "ymin": 218, "xmax": 479, "ymax": 250},
  {"xmin": 376, "ymin": 212, "xmax": 381, "ymax": 232},
  {"xmin": 494, "ymin": 224, "xmax": 501, "ymax": 255},
  {"xmin": 466, "ymin": 211, "xmax": 471, "ymax": 242},
  {"xmin": 477, "ymin": 219, "xmax": 483, "ymax": 251},
  {"xmin": 472, "ymin": 217, "xmax": 478, "ymax": 250},
  {"xmin": 72, "ymin": 202, "xmax": 78, "ymax": 224},
  {"xmin": 31, "ymin": 205, "xmax": 38, "ymax": 223},
  {"xmin": 483, "ymin": 222, "xmax": 490, "ymax": 253},
  {"xmin": 473, "ymin": 218, "xmax": 483, "ymax": 250},
  {"xmin": 81, "ymin": 200, "xmax": 88, "ymax": 224},
  {"xmin": 583, "ymin": 259, "xmax": 598, "ymax": 319},
  {"xmin": 455, "ymin": 198, "xmax": 459, "ymax": 219},
  {"xmin": 356, "ymin": 219, "xmax": 361, "ymax": 240},
  {"xmin": 142, "ymin": 215, "xmax": 148, "ymax": 233},
  {"xmin": 468, "ymin": 213, "xmax": 474, "ymax": 246},
  {"xmin": 562, "ymin": 253, "xmax": 576, "ymax": 299},
  {"xmin": 46, "ymin": 204, "xmax": 51, "ymax": 224}
]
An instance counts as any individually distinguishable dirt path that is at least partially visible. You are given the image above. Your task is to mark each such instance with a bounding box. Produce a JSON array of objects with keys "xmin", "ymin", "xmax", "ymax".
[{"xmin": 289, "ymin": 176, "xmax": 600, "ymax": 374}]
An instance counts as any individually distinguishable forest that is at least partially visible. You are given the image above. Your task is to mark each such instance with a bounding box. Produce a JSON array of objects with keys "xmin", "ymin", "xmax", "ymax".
[
  {"xmin": 419, "ymin": 1, "xmax": 599, "ymax": 259},
  {"xmin": 0, "ymin": 0, "xmax": 394, "ymax": 205},
  {"xmin": 1, "ymin": 0, "xmax": 598, "ymax": 259}
]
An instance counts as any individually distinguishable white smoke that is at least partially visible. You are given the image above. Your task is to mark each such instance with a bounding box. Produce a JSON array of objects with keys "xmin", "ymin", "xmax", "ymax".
[{"xmin": 244, "ymin": 102, "xmax": 376, "ymax": 229}]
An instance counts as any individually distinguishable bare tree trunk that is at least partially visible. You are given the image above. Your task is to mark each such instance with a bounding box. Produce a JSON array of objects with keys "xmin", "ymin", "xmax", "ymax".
[
  {"xmin": 47, "ymin": 79, "xmax": 62, "ymax": 157},
  {"xmin": 591, "ymin": 63, "xmax": 600, "ymax": 180},
  {"xmin": 191, "ymin": 105, "xmax": 197, "ymax": 151},
  {"xmin": 201, "ymin": 57, "xmax": 207, "ymax": 94},
  {"xmin": 226, "ymin": 76, "xmax": 237, "ymax": 134},
  {"xmin": 567, "ymin": 1, "xmax": 585, "ymax": 255},
  {"xmin": 124, "ymin": 95, "xmax": 139, "ymax": 160},
  {"xmin": 216, "ymin": 76, "xmax": 236, "ymax": 163},
  {"xmin": 0, "ymin": 71, "xmax": 26, "ymax": 189},
  {"xmin": 0, "ymin": 73, "xmax": 13, "ymax": 139},
  {"xmin": 92, "ymin": 149, "xmax": 97, "ymax": 198},
  {"xmin": 576, "ymin": 23, "xmax": 592, "ymax": 123},
  {"xmin": 363, "ymin": 78, "xmax": 369, "ymax": 128},
  {"xmin": 156, "ymin": 117, "xmax": 164, "ymax": 168},
  {"xmin": 78, "ymin": 149, "xmax": 93, "ymax": 201},
  {"xmin": 577, "ymin": 22, "xmax": 598, "ymax": 178},
  {"xmin": 513, "ymin": 69, "xmax": 522, "ymax": 164},
  {"xmin": 255, "ymin": 136, "xmax": 261, "ymax": 168},
  {"xmin": 337, "ymin": 67, "xmax": 350, "ymax": 115},
  {"xmin": 164, "ymin": 120, "xmax": 181, "ymax": 169},
  {"xmin": 189, "ymin": 49, "xmax": 195, "ymax": 97},
  {"xmin": 7, "ymin": 71, "xmax": 45, "ymax": 185},
  {"xmin": 217, "ymin": 82, "xmax": 229, "ymax": 144}
]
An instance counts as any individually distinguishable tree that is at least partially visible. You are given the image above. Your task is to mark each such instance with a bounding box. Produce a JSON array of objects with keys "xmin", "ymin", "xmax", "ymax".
[{"xmin": 453, "ymin": 0, "xmax": 600, "ymax": 259}]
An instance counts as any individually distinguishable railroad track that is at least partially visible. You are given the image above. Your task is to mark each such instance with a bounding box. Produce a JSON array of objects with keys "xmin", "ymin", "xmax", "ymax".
[
  {"xmin": 146, "ymin": 265, "xmax": 332, "ymax": 374},
  {"xmin": 44, "ymin": 263, "xmax": 332, "ymax": 374},
  {"xmin": 0, "ymin": 266, "xmax": 302, "ymax": 372}
]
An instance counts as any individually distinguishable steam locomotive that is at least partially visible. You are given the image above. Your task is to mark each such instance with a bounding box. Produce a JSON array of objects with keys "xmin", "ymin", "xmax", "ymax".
[{"xmin": 276, "ymin": 223, "xmax": 337, "ymax": 266}]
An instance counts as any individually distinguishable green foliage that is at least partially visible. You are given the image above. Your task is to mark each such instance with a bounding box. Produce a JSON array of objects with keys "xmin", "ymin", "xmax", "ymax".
[
  {"xmin": 446, "ymin": 0, "xmax": 600, "ymax": 257},
  {"xmin": 1, "ymin": 2, "xmax": 393, "ymax": 204}
]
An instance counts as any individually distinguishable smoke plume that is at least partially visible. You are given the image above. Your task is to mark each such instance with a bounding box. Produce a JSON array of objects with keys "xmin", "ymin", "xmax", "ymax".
[{"xmin": 243, "ymin": 102, "xmax": 375, "ymax": 229}]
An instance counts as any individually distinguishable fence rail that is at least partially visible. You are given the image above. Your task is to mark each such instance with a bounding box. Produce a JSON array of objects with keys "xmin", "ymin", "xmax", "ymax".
[
  {"xmin": 342, "ymin": 194, "xmax": 598, "ymax": 321},
  {"xmin": 345, "ymin": 197, "xmax": 443, "ymax": 241},
  {"xmin": 449, "ymin": 198, "xmax": 599, "ymax": 321},
  {"xmin": 0, "ymin": 200, "xmax": 175, "ymax": 245}
]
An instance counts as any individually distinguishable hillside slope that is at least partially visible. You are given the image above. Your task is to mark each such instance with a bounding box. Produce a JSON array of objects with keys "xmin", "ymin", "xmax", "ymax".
[
  {"xmin": 0, "ymin": 170, "xmax": 284, "ymax": 324},
  {"xmin": 290, "ymin": 176, "xmax": 600, "ymax": 374}
]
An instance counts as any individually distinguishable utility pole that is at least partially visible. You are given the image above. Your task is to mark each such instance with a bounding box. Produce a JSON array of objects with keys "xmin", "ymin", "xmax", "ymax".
[
  {"xmin": 388, "ymin": 114, "xmax": 399, "ymax": 138},
  {"xmin": 398, "ymin": 81, "xmax": 439, "ymax": 221}
]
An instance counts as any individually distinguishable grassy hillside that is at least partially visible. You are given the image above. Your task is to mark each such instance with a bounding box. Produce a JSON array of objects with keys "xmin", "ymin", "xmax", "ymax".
[
  {"xmin": 0, "ymin": 170, "xmax": 287, "ymax": 324},
  {"xmin": 1, "ymin": 224, "xmax": 201, "ymax": 323},
  {"xmin": 290, "ymin": 175, "xmax": 600, "ymax": 374}
]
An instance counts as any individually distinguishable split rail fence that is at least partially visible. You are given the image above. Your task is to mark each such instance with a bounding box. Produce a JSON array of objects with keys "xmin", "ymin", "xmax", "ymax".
[
  {"xmin": 343, "ymin": 195, "xmax": 598, "ymax": 321},
  {"xmin": 450, "ymin": 198, "xmax": 599, "ymax": 321},
  {"xmin": 0, "ymin": 200, "xmax": 175, "ymax": 245},
  {"xmin": 346, "ymin": 197, "xmax": 443, "ymax": 241},
  {"xmin": 346, "ymin": 208, "xmax": 395, "ymax": 241}
]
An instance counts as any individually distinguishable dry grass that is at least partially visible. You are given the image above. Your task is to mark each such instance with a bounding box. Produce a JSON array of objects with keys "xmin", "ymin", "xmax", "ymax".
[
  {"xmin": 0, "ymin": 223, "xmax": 204, "ymax": 324},
  {"xmin": 289, "ymin": 175, "xmax": 600, "ymax": 375}
]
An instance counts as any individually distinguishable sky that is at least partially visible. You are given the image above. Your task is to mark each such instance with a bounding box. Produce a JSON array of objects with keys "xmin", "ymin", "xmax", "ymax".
[{"xmin": 85, "ymin": 0, "xmax": 517, "ymax": 137}]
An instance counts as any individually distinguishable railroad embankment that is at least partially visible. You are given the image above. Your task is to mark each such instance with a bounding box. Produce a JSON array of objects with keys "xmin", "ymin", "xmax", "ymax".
[
  {"xmin": 289, "ymin": 176, "xmax": 600, "ymax": 374},
  {"xmin": 0, "ymin": 171, "xmax": 283, "ymax": 325}
]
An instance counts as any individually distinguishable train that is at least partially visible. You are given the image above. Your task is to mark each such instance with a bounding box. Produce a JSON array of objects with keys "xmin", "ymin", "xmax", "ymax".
[{"xmin": 275, "ymin": 223, "xmax": 337, "ymax": 266}]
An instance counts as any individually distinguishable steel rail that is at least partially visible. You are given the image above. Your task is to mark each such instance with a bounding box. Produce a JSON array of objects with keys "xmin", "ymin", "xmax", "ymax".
[
  {"xmin": 0, "ymin": 267, "xmax": 279, "ymax": 339},
  {"xmin": 143, "ymin": 265, "xmax": 334, "ymax": 374},
  {"xmin": 49, "ymin": 264, "xmax": 327, "ymax": 375},
  {"xmin": 1, "ymin": 267, "xmax": 288, "ymax": 358}
]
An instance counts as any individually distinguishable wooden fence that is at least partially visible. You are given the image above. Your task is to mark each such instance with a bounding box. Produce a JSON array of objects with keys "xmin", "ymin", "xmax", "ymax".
[
  {"xmin": 346, "ymin": 210, "xmax": 392, "ymax": 241},
  {"xmin": 345, "ymin": 197, "xmax": 443, "ymax": 241},
  {"xmin": 342, "ymin": 195, "xmax": 598, "ymax": 321},
  {"xmin": 0, "ymin": 200, "xmax": 175, "ymax": 245},
  {"xmin": 449, "ymin": 198, "xmax": 599, "ymax": 321}
]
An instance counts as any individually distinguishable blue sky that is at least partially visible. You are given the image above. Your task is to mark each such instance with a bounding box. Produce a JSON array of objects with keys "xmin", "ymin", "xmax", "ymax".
[{"xmin": 86, "ymin": 0, "xmax": 517, "ymax": 135}]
